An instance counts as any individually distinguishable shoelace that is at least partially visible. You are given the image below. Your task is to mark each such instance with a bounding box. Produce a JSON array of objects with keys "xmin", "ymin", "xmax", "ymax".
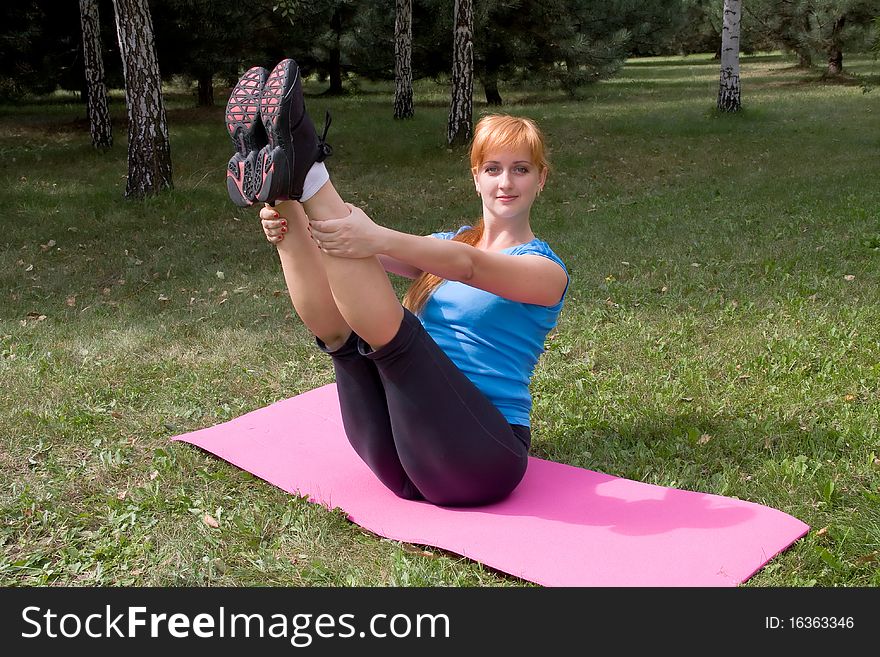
[{"xmin": 317, "ymin": 111, "xmax": 333, "ymax": 161}]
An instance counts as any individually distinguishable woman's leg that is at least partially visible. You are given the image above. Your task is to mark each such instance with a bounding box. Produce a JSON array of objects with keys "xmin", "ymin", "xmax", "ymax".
[
  {"xmin": 271, "ymin": 200, "xmax": 352, "ymax": 351},
  {"xmin": 318, "ymin": 332, "xmax": 422, "ymax": 500},
  {"xmin": 300, "ymin": 181, "xmax": 405, "ymax": 351},
  {"xmin": 361, "ymin": 310, "xmax": 530, "ymax": 507},
  {"xmin": 294, "ymin": 179, "xmax": 525, "ymax": 505},
  {"xmin": 270, "ymin": 197, "xmax": 421, "ymax": 500}
]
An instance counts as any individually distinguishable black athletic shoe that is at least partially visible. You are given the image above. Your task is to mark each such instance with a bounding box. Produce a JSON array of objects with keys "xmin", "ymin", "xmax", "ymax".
[
  {"xmin": 225, "ymin": 66, "xmax": 269, "ymax": 207},
  {"xmin": 256, "ymin": 58, "xmax": 332, "ymax": 204}
]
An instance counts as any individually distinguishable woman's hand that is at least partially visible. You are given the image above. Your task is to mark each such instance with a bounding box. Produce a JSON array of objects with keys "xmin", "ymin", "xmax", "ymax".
[
  {"xmin": 259, "ymin": 204, "xmax": 287, "ymax": 244},
  {"xmin": 308, "ymin": 204, "xmax": 386, "ymax": 258}
]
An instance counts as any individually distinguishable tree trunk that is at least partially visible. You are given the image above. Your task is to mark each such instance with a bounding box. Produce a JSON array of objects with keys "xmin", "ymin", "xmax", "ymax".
[
  {"xmin": 447, "ymin": 0, "xmax": 473, "ymax": 147},
  {"xmin": 826, "ymin": 16, "xmax": 846, "ymax": 76},
  {"xmin": 197, "ymin": 73, "xmax": 214, "ymax": 107},
  {"xmin": 393, "ymin": 0, "xmax": 414, "ymax": 119},
  {"xmin": 827, "ymin": 47, "xmax": 843, "ymax": 75},
  {"xmin": 112, "ymin": 0, "xmax": 172, "ymax": 198},
  {"xmin": 797, "ymin": 13, "xmax": 812, "ymax": 69},
  {"xmin": 717, "ymin": 0, "xmax": 742, "ymax": 112},
  {"xmin": 796, "ymin": 49, "xmax": 812, "ymax": 69},
  {"xmin": 327, "ymin": 9, "xmax": 344, "ymax": 95},
  {"xmin": 78, "ymin": 0, "xmax": 112, "ymax": 149},
  {"xmin": 482, "ymin": 71, "xmax": 502, "ymax": 105}
]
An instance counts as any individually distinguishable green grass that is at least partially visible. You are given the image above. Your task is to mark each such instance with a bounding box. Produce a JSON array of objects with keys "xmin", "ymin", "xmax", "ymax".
[{"xmin": 1, "ymin": 52, "xmax": 879, "ymax": 586}]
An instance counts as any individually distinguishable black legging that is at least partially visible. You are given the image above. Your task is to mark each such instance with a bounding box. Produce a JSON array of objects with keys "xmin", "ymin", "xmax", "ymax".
[{"xmin": 317, "ymin": 308, "xmax": 530, "ymax": 507}]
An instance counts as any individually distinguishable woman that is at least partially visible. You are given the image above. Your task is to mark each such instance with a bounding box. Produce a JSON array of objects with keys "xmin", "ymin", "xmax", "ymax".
[{"xmin": 233, "ymin": 60, "xmax": 568, "ymax": 506}]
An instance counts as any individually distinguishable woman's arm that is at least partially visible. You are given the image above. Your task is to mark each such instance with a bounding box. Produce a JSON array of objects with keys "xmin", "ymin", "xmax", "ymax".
[
  {"xmin": 379, "ymin": 228, "xmax": 567, "ymax": 306},
  {"xmin": 308, "ymin": 205, "xmax": 567, "ymax": 306},
  {"xmin": 376, "ymin": 254, "xmax": 422, "ymax": 279}
]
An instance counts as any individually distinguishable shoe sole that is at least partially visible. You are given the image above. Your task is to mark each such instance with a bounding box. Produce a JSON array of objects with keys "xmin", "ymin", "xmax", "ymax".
[
  {"xmin": 226, "ymin": 151, "xmax": 261, "ymax": 209},
  {"xmin": 255, "ymin": 59, "xmax": 298, "ymax": 204},
  {"xmin": 225, "ymin": 66, "xmax": 269, "ymax": 207}
]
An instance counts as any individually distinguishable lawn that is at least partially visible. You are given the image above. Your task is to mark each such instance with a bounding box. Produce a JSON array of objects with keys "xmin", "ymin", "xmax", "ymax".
[{"xmin": 1, "ymin": 52, "xmax": 878, "ymax": 586}]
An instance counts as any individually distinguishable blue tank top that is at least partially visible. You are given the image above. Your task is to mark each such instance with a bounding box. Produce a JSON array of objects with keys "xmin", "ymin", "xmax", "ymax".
[{"xmin": 418, "ymin": 228, "xmax": 568, "ymax": 426}]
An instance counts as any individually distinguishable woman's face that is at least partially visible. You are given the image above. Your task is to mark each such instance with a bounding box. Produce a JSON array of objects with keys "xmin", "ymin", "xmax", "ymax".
[{"xmin": 473, "ymin": 145, "xmax": 547, "ymax": 222}]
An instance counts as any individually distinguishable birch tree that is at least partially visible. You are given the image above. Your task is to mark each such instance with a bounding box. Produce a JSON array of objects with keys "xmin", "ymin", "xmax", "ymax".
[
  {"xmin": 78, "ymin": 0, "xmax": 112, "ymax": 148},
  {"xmin": 717, "ymin": 0, "xmax": 742, "ymax": 112},
  {"xmin": 447, "ymin": 0, "xmax": 473, "ymax": 147},
  {"xmin": 112, "ymin": 0, "xmax": 172, "ymax": 197},
  {"xmin": 394, "ymin": 0, "xmax": 414, "ymax": 119}
]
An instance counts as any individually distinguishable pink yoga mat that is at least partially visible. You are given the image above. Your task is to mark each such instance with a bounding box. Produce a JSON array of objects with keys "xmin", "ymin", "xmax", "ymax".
[{"xmin": 172, "ymin": 384, "xmax": 809, "ymax": 586}]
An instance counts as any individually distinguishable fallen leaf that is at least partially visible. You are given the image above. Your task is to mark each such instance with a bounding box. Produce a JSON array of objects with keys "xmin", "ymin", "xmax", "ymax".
[
  {"xmin": 66, "ymin": 296, "xmax": 76, "ymax": 307},
  {"xmin": 117, "ymin": 491, "xmax": 127, "ymax": 500},
  {"xmin": 401, "ymin": 543, "xmax": 436, "ymax": 557},
  {"xmin": 202, "ymin": 514, "xmax": 219, "ymax": 528},
  {"xmin": 843, "ymin": 274, "xmax": 855, "ymax": 281},
  {"xmin": 843, "ymin": 394, "xmax": 856, "ymax": 402},
  {"xmin": 854, "ymin": 551, "xmax": 878, "ymax": 565},
  {"xmin": 149, "ymin": 470, "xmax": 158, "ymax": 480},
  {"xmin": 698, "ymin": 434, "xmax": 711, "ymax": 445},
  {"xmin": 110, "ymin": 411, "xmax": 122, "ymax": 419},
  {"xmin": 815, "ymin": 526, "xmax": 828, "ymax": 537}
]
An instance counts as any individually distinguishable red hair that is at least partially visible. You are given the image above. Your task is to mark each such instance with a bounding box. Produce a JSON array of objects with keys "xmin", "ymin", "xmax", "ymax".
[{"xmin": 402, "ymin": 115, "xmax": 549, "ymax": 314}]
